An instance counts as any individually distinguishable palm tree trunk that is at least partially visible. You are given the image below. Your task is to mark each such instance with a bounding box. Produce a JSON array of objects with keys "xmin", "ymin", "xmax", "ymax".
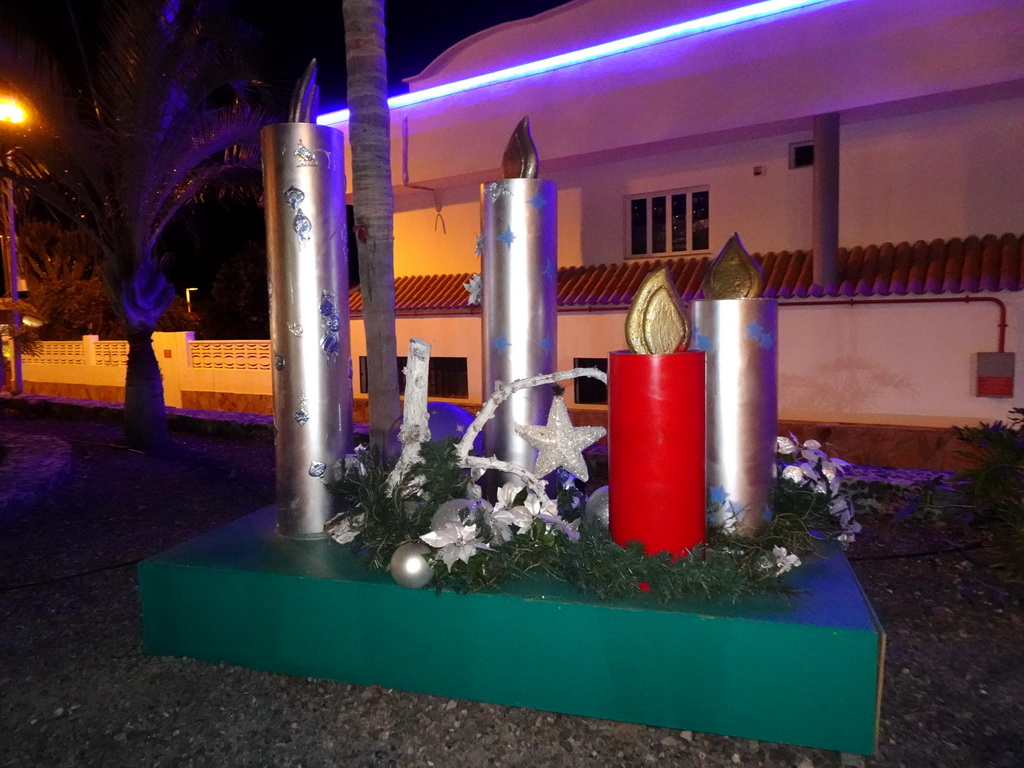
[
  {"xmin": 343, "ymin": 0, "xmax": 401, "ymax": 452},
  {"xmin": 124, "ymin": 328, "xmax": 169, "ymax": 451}
]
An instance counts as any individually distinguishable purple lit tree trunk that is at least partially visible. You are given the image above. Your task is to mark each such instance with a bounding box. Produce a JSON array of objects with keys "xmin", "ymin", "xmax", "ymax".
[
  {"xmin": 343, "ymin": 0, "xmax": 401, "ymax": 452},
  {"xmin": 124, "ymin": 329, "xmax": 169, "ymax": 448}
]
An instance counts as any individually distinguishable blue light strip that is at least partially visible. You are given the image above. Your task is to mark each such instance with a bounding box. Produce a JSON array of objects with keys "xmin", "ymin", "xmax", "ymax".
[{"xmin": 318, "ymin": 0, "xmax": 838, "ymax": 125}]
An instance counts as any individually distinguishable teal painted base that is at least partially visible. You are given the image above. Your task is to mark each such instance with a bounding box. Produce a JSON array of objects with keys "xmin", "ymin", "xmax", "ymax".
[{"xmin": 139, "ymin": 508, "xmax": 884, "ymax": 755}]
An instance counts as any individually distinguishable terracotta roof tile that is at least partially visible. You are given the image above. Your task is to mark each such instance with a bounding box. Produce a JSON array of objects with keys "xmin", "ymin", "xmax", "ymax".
[{"xmin": 349, "ymin": 233, "xmax": 1024, "ymax": 315}]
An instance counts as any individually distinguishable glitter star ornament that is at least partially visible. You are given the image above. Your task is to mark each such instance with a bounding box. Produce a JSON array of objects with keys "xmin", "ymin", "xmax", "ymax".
[{"xmin": 515, "ymin": 396, "xmax": 606, "ymax": 481}]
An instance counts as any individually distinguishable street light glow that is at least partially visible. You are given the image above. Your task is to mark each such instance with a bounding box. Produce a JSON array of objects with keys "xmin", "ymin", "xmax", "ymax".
[{"xmin": 0, "ymin": 100, "xmax": 26, "ymax": 124}]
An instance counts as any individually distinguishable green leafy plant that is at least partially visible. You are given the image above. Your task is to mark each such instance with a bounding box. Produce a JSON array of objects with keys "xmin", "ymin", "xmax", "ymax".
[
  {"xmin": 952, "ymin": 407, "xmax": 1024, "ymax": 581},
  {"xmin": 326, "ymin": 435, "xmax": 862, "ymax": 602}
]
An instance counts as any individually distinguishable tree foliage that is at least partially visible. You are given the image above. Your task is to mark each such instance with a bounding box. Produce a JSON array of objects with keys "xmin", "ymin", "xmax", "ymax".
[
  {"xmin": 0, "ymin": 0, "xmax": 272, "ymax": 448},
  {"xmin": 205, "ymin": 240, "xmax": 270, "ymax": 340}
]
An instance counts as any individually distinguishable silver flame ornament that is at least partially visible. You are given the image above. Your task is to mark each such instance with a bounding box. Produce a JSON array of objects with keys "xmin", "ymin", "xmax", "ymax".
[
  {"xmin": 481, "ymin": 118, "xmax": 557, "ymax": 490},
  {"xmin": 262, "ymin": 114, "xmax": 353, "ymax": 538}
]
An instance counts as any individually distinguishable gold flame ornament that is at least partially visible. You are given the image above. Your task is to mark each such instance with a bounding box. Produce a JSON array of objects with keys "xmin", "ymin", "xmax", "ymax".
[
  {"xmin": 501, "ymin": 116, "xmax": 539, "ymax": 179},
  {"xmin": 625, "ymin": 267, "xmax": 690, "ymax": 354},
  {"xmin": 701, "ymin": 232, "xmax": 764, "ymax": 299}
]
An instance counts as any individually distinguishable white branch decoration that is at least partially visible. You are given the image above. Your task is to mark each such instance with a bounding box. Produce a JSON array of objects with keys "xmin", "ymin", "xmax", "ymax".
[
  {"xmin": 386, "ymin": 338, "xmax": 432, "ymax": 492},
  {"xmin": 382, "ymin": 358, "xmax": 607, "ymax": 496},
  {"xmin": 455, "ymin": 366, "xmax": 607, "ymax": 485},
  {"xmin": 463, "ymin": 455, "xmax": 547, "ymax": 499}
]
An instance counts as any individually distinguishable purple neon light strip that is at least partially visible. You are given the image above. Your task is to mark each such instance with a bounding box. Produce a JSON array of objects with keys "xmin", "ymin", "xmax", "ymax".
[{"xmin": 318, "ymin": 0, "xmax": 843, "ymax": 125}]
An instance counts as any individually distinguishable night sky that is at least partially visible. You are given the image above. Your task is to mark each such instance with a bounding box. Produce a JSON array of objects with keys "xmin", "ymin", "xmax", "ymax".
[
  {"xmin": 4, "ymin": 0, "xmax": 571, "ymax": 107},
  {"xmin": 2, "ymin": 0, "xmax": 571, "ymax": 297}
]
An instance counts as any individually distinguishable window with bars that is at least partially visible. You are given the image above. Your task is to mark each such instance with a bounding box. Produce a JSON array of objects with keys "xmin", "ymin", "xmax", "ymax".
[
  {"xmin": 358, "ymin": 356, "xmax": 469, "ymax": 399},
  {"xmin": 573, "ymin": 357, "xmax": 608, "ymax": 405},
  {"xmin": 627, "ymin": 186, "xmax": 710, "ymax": 258}
]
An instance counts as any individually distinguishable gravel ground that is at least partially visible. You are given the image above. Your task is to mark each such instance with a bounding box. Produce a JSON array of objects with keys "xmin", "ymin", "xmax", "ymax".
[{"xmin": 0, "ymin": 410, "xmax": 1021, "ymax": 768}]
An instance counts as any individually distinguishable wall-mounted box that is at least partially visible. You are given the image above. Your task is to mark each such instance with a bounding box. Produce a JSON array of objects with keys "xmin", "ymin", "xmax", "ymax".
[{"xmin": 976, "ymin": 352, "xmax": 1015, "ymax": 397}]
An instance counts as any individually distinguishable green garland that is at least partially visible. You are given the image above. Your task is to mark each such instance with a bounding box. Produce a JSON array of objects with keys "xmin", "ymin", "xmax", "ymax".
[{"xmin": 327, "ymin": 439, "xmax": 854, "ymax": 601}]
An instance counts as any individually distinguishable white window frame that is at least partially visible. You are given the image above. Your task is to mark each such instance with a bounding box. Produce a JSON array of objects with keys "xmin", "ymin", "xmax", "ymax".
[{"xmin": 625, "ymin": 185, "xmax": 710, "ymax": 259}]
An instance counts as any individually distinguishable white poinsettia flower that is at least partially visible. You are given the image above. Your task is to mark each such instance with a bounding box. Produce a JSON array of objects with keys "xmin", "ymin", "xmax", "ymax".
[
  {"xmin": 781, "ymin": 465, "xmax": 805, "ymax": 483},
  {"xmin": 772, "ymin": 546, "xmax": 802, "ymax": 574},
  {"xmin": 776, "ymin": 436, "xmax": 799, "ymax": 455},
  {"xmin": 520, "ymin": 491, "xmax": 580, "ymax": 540},
  {"xmin": 822, "ymin": 459, "xmax": 852, "ymax": 478},
  {"xmin": 328, "ymin": 514, "xmax": 364, "ymax": 545},
  {"xmin": 560, "ymin": 517, "xmax": 581, "ymax": 541},
  {"xmin": 495, "ymin": 481, "xmax": 523, "ymax": 511},
  {"xmin": 525, "ymin": 492, "xmax": 557, "ymax": 519},
  {"xmin": 489, "ymin": 503, "xmax": 534, "ymax": 541},
  {"xmin": 463, "ymin": 273, "xmax": 482, "ymax": 305},
  {"xmin": 420, "ymin": 520, "xmax": 492, "ymax": 571}
]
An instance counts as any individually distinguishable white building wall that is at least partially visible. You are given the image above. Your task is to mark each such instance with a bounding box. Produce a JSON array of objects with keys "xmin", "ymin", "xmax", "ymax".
[
  {"xmin": 839, "ymin": 96, "xmax": 1024, "ymax": 247},
  {"xmin": 348, "ymin": 295, "xmax": 1022, "ymax": 429},
  {"xmin": 778, "ymin": 293, "xmax": 1023, "ymax": 428},
  {"xmin": 393, "ymin": 94, "xmax": 1024, "ymax": 271},
  {"xmin": 25, "ymin": 295, "xmax": 1022, "ymax": 428}
]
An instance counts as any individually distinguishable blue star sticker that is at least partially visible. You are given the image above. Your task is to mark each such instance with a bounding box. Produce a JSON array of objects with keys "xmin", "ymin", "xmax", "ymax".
[
  {"xmin": 527, "ymin": 192, "xmax": 547, "ymax": 210},
  {"xmin": 747, "ymin": 320, "xmax": 766, "ymax": 343},
  {"xmin": 542, "ymin": 260, "xmax": 558, "ymax": 280},
  {"xmin": 496, "ymin": 226, "xmax": 516, "ymax": 248},
  {"xmin": 759, "ymin": 330, "xmax": 774, "ymax": 349},
  {"xmin": 538, "ymin": 335, "xmax": 553, "ymax": 353},
  {"xmin": 693, "ymin": 333, "xmax": 712, "ymax": 351},
  {"xmin": 710, "ymin": 486, "xmax": 729, "ymax": 505},
  {"xmin": 492, "ymin": 334, "xmax": 511, "ymax": 353}
]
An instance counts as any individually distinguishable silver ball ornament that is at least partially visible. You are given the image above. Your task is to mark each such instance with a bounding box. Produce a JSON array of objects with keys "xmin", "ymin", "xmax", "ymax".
[
  {"xmin": 584, "ymin": 486, "xmax": 610, "ymax": 530},
  {"xmin": 389, "ymin": 542, "xmax": 435, "ymax": 589},
  {"xmin": 430, "ymin": 498, "xmax": 475, "ymax": 531}
]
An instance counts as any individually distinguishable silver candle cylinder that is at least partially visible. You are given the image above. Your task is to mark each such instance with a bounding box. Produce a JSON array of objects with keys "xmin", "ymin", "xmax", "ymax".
[
  {"xmin": 481, "ymin": 179, "xmax": 558, "ymax": 484},
  {"xmin": 691, "ymin": 298, "xmax": 778, "ymax": 535},
  {"xmin": 262, "ymin": 123, "xmax": 353, "ymax": 538}
]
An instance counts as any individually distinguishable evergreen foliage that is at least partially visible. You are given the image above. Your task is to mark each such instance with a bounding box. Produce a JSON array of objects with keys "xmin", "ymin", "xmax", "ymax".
[
  {"xmin": 953, "ymin": 408, "xmax": 1024, "ymax": 581},
  {"xmin": 328, "ymin": 440, "xmax": 858, "ymax": 602}
]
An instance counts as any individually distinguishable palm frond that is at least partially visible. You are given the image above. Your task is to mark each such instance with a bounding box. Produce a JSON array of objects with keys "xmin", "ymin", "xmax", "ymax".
[{"xmin": 1, "ymin": 0, "xmax": 277, "ymax": 331}]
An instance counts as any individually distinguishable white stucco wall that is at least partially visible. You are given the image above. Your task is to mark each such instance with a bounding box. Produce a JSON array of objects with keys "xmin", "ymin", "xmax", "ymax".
[
  {"xmin": 392, "ymin": 94, "xmax": 1024, "ymax": 271},
  {"xmin": 777, "ymin": 293, "xmax": 1023, "ymax": 427},
  {"xmin": 25, "ymin": 297, "xmax": 1021, "ymax": 428},
  {"xmin": 347, "ymin": 293, "xmax": 1022, "ymax": 428}
]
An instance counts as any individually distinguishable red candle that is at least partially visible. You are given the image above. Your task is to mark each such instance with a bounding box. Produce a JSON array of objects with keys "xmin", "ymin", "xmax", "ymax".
[{"xmin": 608, "ymin": 351, "xmax": 706, "ymax": 557}]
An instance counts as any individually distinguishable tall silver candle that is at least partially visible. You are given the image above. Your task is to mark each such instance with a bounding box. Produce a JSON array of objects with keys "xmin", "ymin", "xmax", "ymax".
[
  {"xmin": 262, "ymin": 96, "xmax": 353, "ymax": 537},
  {"xmin": 691, "ymin": 298, "xmax": 778, "ymax": 535},
  {"xmin": 481, "ymin": 118, "xmax": 557, "ymax": 487}
]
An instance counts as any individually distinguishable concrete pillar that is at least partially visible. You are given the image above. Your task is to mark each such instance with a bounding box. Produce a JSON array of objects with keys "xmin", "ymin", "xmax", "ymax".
[
  {"xmin": 152, "ymin": 331, "xmax": 193, "ymax": 408},
  {"xmin": 811, "ymin": 113, "xmax": 840, "ymax": 288}
]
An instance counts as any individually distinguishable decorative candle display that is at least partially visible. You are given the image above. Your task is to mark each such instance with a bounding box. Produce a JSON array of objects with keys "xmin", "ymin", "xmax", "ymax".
[
  {"xmin": 609, "ymin": 269, "xmax": 705, "ymax": 557},
  {"xmin": 480, "ymin": 117, "xmax": 558, "ymax": 489},
  {"xmin": 262, "ymin": 63, "xmax": 353, "ymax": 538},
  {"xmin": 693, "ymin": 233, "xmax": 777, "ymax": 535}
]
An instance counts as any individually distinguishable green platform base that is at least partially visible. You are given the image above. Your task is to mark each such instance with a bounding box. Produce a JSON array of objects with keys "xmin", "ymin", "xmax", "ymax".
[{"xmin": 139, "ymin": 508, "xmax": 884, "ymax": 755}]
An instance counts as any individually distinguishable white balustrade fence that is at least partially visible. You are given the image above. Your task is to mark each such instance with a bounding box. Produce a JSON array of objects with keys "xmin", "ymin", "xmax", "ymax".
[{"xmin": 189, "ymin": 340, "xmax": 271, "ymax": 371}]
